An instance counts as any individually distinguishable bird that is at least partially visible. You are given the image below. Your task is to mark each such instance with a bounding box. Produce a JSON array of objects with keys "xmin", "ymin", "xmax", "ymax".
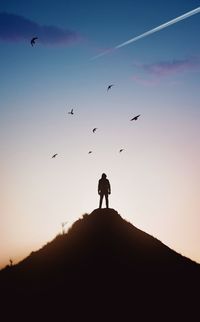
[
  {"xmin": 107, "ymin": 84, "xmax": 114, "ymax": 91},
  {"xmin": 68, "ymin": 109, "xmax": 74, "ymax": 115},
  {"xmin": 119, "ymin": 149, "xmax": 124, "ymax": 153},
  {"xmin": 52, "ymin": 154, "xmax": 58, "ymax": 158},
  {"xmin": 92, "ymin": 128, "xmax": 98, "ymax": 133},
  {"xmin": 31, "ymin": 37, "xmax": 38, "ymax": 47},
  {"xmin": 88, "ymin": 151, "xmax": 92, "ymax": 154},
  {"xmin": 130, "ymin": 114, "xmax": 141, "ymax": 121}
]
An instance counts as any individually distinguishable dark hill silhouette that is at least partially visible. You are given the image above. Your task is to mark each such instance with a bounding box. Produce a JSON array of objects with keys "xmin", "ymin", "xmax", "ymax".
[{"xmin": 1, "ymin": 208, "xmax": 199, "ymax": 321}]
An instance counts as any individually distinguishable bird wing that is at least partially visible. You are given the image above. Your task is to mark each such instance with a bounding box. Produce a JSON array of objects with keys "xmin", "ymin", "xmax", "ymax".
[
  {"xmin": 31, "ymin": 37, "xmax": 38, "ymax": 46},
  {"xmin": 131, "ymin": 115, "xmax": 140, "ymax": 120}
]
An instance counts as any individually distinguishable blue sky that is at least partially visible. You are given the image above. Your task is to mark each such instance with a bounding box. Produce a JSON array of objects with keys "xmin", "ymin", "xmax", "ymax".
[{"xmin": 0, "ymin": 0, "xmax": 200, "ymax": 268}]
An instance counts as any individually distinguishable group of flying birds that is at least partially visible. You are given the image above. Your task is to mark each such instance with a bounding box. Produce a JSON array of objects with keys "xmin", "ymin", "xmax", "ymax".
[
  {"xmin": 52, "ymin": 84, "xmax": 141, "ymax": 158},
  {"xmin": 52, "ymin": 99, "xmax": 141, "ymax": 158},
  {"xmin": 30, "ymin": 36, "xmax": 141, "ymax": 159}
]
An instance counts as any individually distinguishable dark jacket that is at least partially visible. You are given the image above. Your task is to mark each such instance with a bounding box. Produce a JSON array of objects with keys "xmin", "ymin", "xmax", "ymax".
[{"xmin": 98, "ymin": 178, "xmax": 111, "ymax": 195}]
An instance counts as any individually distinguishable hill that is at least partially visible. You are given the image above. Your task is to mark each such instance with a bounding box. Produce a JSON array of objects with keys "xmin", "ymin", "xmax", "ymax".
[{"xmin": 1, "ymin": 208, "xmax": 199, "ymax": 321}]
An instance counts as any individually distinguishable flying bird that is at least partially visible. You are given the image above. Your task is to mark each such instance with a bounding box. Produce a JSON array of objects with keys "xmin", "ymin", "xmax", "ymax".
[
  {"xmin": 31, "ymin": 37, "xmax": 38, "ymax": 46},
  {"xmin": 107, "ymin": 84, "xmax": 114, "ymax": 91},
  {"xmin": 88, "ymin": 151, "xmax": 92, "ymax": 154},
  {"xmin": 130, "ymin": 114, "xmax": 141, "ymax": 121},
  {"xmin": 68, "ymin": 109, "xmax": 74, "ymax": 115},
  {"xmin": 92, "ymin": 128, "xmax": 98, "ymax": 133},
  {"xmin": 119, "ymin": 149, "xmax": 124, "ymax": 153},
  {"xmin": 52, "ymin": 154, "xmax": 58, "ymax": 158}
]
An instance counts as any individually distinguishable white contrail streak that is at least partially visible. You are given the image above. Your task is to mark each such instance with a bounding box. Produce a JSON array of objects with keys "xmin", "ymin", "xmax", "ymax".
[{"xmin": 92, "ymin": 7, "xmax": 200, "ymax": 59}]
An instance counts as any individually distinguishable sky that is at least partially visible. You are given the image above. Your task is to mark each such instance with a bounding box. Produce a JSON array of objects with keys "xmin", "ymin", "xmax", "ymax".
[{"xmin": 0, "ymin": 0, "xmax": 200, "ymax": 268}]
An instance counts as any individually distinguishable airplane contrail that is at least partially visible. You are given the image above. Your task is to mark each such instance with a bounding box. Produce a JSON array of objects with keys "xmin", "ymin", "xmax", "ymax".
[{"xmin": 92, "ymin": 7, "xmax": 200, "ymax": 59}]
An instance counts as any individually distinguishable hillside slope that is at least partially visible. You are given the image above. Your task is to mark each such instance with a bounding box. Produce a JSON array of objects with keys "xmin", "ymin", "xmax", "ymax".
[{"xmin": 1, "ymin": 208, "xmax": 199, "ymax": 320}]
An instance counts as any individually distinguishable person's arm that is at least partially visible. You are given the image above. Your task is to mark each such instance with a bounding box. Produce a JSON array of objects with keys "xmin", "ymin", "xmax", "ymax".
[
  {"xmin": 108, "ymin": 180, "xmax": 111, "ymax": 194},
  {"xmin": 98, "ymin": 180, "xmax": 101, "ymax": 194}
]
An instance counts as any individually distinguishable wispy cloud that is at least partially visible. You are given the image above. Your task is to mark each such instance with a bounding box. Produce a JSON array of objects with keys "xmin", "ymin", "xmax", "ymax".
[
  {"xmin": 132, "ymin": 56, "xmax": 200, "ymax": 86},
  {"xmin": 139, "ymin": 57, "xmax": 200, "ymax": 76},
  {"xmin": 0, "ymin": 12, "xmax": 80, "ymax": 45}
]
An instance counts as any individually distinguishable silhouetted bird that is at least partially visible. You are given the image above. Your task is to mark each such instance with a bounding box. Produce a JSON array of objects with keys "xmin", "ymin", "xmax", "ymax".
[
  {"xmin": 88, "ymin": 151, "xmax": 92, "ymax": 154},
  {"xmin": 52, "ymin": 154, "xmax": 58, "ymax": 158},
  {"xmin": 92, "ymin": 128, "xmax": 98, "ymax": 133},
  {"xmin": 130, "ymin": 114, "xmax": 141, "ymax": 121},
  {"xmin": 119, "ymin": 149, "xmax": 124, "ymax": 153},
  {"xmin": 68, "ymin": 109, "xmax": 74, "ymax": 115},
  {"xmin": 31, "ymin": 37, "xmax": 38, "ymax": 46},
  {"xmin": 107, "ymin": 84, "xmax": 114, "ymax": 91}
]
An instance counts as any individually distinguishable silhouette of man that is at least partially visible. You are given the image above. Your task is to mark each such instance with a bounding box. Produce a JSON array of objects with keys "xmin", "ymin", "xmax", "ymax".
[{"xmin": 98, "ymin": 173, "xmax": 111, "ymax": 208}]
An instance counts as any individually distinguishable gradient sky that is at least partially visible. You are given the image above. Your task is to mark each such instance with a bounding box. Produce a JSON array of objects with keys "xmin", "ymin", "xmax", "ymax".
[{"xmin": 0, "ymin": 0, "xmax": 200, "ymax": 268}]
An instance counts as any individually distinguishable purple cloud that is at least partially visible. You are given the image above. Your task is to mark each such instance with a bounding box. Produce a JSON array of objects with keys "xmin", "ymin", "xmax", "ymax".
[
  {"xmin": 132, "ymin": 56, "xmax": 200, "ymax": 86},
  {"xmin": 137, "ymin": 57, "xmax": 200, "ymax": 77},
  {"xmin": 0, "ymin": 12, "xmax": 80, "ymax": 45}
]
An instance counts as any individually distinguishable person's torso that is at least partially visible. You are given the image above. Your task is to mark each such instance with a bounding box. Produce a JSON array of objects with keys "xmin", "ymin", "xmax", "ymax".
[{"xmin": 99, "ymin": 178, "xmax": 109, "ymax": 193}]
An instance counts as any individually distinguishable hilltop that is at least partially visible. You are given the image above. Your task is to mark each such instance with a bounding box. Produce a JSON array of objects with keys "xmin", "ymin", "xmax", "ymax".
[{"xmin": 1, "ymin": 208, "xmax": 199, "ymax": 320}]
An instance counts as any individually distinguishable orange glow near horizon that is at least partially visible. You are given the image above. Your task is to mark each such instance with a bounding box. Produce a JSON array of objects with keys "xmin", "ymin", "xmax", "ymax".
[{"xmin": 1, "ymin": 95, "xmax": 200, "ymax": 268}]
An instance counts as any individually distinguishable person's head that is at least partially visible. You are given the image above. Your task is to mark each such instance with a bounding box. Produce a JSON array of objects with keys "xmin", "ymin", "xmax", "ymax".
[{"xmin": 101, "ymin": 173, "xmax": 107, "ymax": 179}]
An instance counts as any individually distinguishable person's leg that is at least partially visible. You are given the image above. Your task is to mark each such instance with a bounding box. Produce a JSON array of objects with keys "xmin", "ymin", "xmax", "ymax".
[
  {"xmin": 105, "ymin": 193, "xmax": 109, "ymax": 208},
  {"xmin": 99, "ymin": 194, "xmax": 103, "ymax": 208}
]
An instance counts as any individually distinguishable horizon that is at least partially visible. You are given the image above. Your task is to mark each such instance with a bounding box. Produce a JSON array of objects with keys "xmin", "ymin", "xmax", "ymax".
[
  {"xmin": 1, "ymin": 0, "xmax": 200, "ymax": 268},
  {"xmin": 1, "ymin": 207, "xmax": 200, "ymax": 270}
]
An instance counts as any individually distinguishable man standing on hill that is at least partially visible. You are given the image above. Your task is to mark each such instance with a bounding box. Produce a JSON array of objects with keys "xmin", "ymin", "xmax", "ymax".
[{"xmin": 98, "ymin": 173, "xmax": 111, "ymax": 208}]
